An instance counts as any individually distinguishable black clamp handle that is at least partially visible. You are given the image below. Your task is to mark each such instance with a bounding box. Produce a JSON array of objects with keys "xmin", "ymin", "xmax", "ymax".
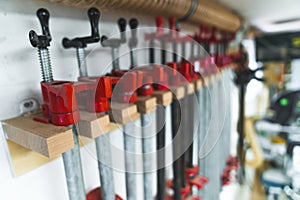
[
  {"xmin": 101, "ymin": 18, "xmax": 127, "ymax": 48},
  {"xmin": 129, "ymin": 18, "xmax": 138, "ymax": 48},
  {"xmin": 29, "ymin": 8, "xmax": 52, "ymax": 48},
  {"xmin": 62, "ymin": 7, "xmax": 101, "ymax": 49}
]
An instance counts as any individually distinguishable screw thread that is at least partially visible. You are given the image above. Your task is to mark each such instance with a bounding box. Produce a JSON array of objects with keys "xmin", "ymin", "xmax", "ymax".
[
  {"xmin": 76, "ymin": 48, "xmax": 87, "ymax": 77},
  {"xmin": 38, "ymin": 48, "xmax": 53, "ymax": 82}
]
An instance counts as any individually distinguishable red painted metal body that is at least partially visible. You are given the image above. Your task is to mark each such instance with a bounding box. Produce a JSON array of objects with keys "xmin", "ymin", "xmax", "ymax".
[
  {"xmin": 86, "ymin": 187, "xmax": 123, "ymax": 200},
  {"xmin": 36, "ymin": 81, "xmax": 80, "ymax": 126},
  {"xmin": 35, "ymin": 76, "xmax": 113, "ymax": 126}
]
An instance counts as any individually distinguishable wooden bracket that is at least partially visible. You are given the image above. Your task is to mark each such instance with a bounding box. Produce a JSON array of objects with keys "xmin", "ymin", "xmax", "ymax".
[
  {"xmin": 194, "ymin": 78, "xmax": 204, "ymax": 91},
  {"xmin": 152, "ymin": 91, "xmax": 172, "ymax": 106},
  {"xmin": 77, "ymin": 112, "xmax": 110, "ymax": 139},
  {"xmin": 170, "ymin": 85, "xmax": 185, "ymax": 100},
  {"xmin": 2, "ymin": 113, "xmax": 74, "ymax": 158},
  {"xmin": 185, "ymin": 82, "xmax": 195, "ymax": 95},
  {"xmin": 136, "ymin": 96, "xmax": 157, "ymax": 114},
  {"xmin": 109, "ymin": 102, "xmax": 140, "ymax": 124}
]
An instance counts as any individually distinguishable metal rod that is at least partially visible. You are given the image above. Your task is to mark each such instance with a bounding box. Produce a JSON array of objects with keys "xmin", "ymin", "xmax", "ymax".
[
  {"xmin": 237, "ymin": 83, "xmax": 246, "ymax": 184},
  {"xmin": 186, "ymin": 94, "xmax": 195, "ymax": 169},
  {"xmin": 156, "ymin": 106, "xmax": 166, "ymax": 200},
  {"xmin": 76, "ymin": 48, "xmax": 88, "ymax": 77},
  {"xmin": 62, "ymin": 125, "xmax": 86, "ymax": 200},
  {"xmin": 124, "ymin": 122, "xmax": 137, "ymax": 200},
  {"xmin": 171, "ymin": 99, "xmax": 182, "ymax": 200},
  {"xmin": 149, "ymin": 40, "xmax": 155, "ymax": 64},
  {"xmin": 142, "ymin": 112, "xmax": 155, "ymax": 200},
  {"xmin": 161, "ymin": 41, "xmax": 166, "ymax": 65},
  {"xmin": 38, "ymin": 48, "xmax": 54, "ymax": 82},
  {"xmin": 197, "ymin": 86, "xmax": 205, "ymax": 197},
  {"xmin": 180, "ymin": 97, "xmax": 187, "ymax": 189},
  {"xmin": 112, "ymin": 48, "xmax": 120, "ymax": 70},
  {"xmin": 95, "ymin": 135, "xmax": 115, "ymax": 200},
  {"xmin": 172, "ymin": 42, "xmax": 178, "ymax": 63},
  {"xmin": 130, "ymin": 48, "xmax": 137, "ymax": 68},
  {"xmin": 76, "ymin": 46, "xmax": 115, "ymax": 200}
]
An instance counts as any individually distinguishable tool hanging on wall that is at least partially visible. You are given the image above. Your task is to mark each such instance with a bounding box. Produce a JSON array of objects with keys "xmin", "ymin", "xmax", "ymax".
[
  {"xmin": 101, "ymin": 18, "xmax": 140, "ymax": 200},
  {"xmin": 170, "ymin": 21, "xmax": 208, "ymax": 200},
  {"xmin": 233, "ymin": 44, "xmax": 265, "ymax": 184},
  {"xmin": 29, "ymin": 8, "xmax": 86, "ymax": 200},
  {"xmin": 127, "ymin": 18, "xmax": 156, "ymax": 200},
  {"xmin": 144, "ymin": 16, "xmax": 169, "ymax": 200},
  {"xmin": 62, "ymin": 8, "xmax": 117, "ymax": 200},
  {"xmin": 155, "ymin": 16, "xmax": 168, "ymax": 200}
]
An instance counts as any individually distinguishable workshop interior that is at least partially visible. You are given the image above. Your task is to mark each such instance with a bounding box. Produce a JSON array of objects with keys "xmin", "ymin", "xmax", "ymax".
[{"xmin": 1, "ymin": 0, "xmax": 300, "ymax": 200}]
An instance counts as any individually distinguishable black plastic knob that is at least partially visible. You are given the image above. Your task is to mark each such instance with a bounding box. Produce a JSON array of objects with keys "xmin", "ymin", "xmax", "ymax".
[
  {"xmin": 118, "ymin": 18, "xmax": 127, "ymax": 43},
  {"xmin": 129, "ymin": 18, "xmax": 138, "ymax": 29},
  {"xmin": 62, "ymin": 7, "xmax": 101, "ymax": 49},
  {"xmin": 37, "ymin": 8, "xmax": 51, "ymax": 40},
  {"xmin": 29, "ymin": 8, "xmax": 51, "ymax": 48},
  {"xmin": 129, "ymin": 18, "xmax": 138, "ymax": 48},
  {"xmin": 88, "ymin": 7, "xmax": 100, "ymax": 39}
]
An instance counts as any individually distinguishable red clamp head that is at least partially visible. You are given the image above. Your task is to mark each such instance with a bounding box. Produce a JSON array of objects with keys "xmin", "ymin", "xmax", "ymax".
[
  {"xmin": 136, "ymin": 71, "xmax": 154, "ymax": 96},
  {"xmin": 156, "ymin": 16, "xmax": 164, "ymax": 36},
  {"xmin": 37, "ymin": 81, "xmax": 80, "ymax": 126},
  {"xmin": 86, "ymin": 187, "xmax": 123, "ymax": 200},
  {"xmin": 76, "ymin": 76, "xmax": 112, "ymax": 113},
  {"xmin": 110, "ymin": 72, "xmax": 138, "ymax": 104},
  {"xmin": 178, "ymin": 61, "xmax": 193, "ymax": 82},
  {"xmin": 167, "ymin": 62, "xmax": 182, "ymax": 86},
  {"xmin": 153, "ymin": 65, "xmax": 169, "ymax": 91}
]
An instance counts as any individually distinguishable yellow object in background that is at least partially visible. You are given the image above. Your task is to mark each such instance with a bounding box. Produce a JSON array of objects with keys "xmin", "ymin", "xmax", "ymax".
[
  {"xmin": 270, "ymin": 136, "xmax": 286, "ymax": 144},
  {"xmin": 263, "ymin": 62, "xmax": 285, "ymax": 86}
]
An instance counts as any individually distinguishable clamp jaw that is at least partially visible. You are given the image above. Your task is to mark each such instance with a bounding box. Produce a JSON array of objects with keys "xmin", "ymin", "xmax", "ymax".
[{"xmin": 29, "ymin": 8, "xmax": 80, "ymax": 126}]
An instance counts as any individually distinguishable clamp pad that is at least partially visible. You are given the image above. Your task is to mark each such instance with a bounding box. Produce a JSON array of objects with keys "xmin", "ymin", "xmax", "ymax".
[{"xmin": 77, "ymin": 112, "xmax": 110, "ymax": 139}]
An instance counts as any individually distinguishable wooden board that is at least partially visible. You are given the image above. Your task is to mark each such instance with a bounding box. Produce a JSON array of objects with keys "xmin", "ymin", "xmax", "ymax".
[
  {"xmin": 152, "ymin": 90, "xmax": 172, "ymax": 106},
  {"xmin": 2, "ymin": 115, "xmax": 74, "ymax": 158},
  {"xmin": 136, "ymin": 96, "xmax": 157, "ymax": 114},
  {"xmin": 184, "ymin": 82, "xmax": 195, "ymax": 95},
  {"xmin": 203, "ymin": 76, "xmax": 211, "ymax": 86},
  {"xmin": 6, "ymin": 140, "xmax": 55, "ymax": 176},
  {"xmin": 77, "ymin": 112, "xmax": 110, "ymax": 139},
  {"xmin": 109, "ymin": 102, "xmax": 140, "ymax": 124},
  {"xmin": 194, "ymin": 78, "xmax": 204, "ymax": 91},
  {"xmin": 170, "ymin": 85, "xmax": 185, "ymax": 100}
]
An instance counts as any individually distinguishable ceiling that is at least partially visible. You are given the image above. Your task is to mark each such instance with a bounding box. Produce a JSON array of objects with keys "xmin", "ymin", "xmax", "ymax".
[{"xmin": 215, "ymin": 0, "xmax": 300, "ymax": 33}]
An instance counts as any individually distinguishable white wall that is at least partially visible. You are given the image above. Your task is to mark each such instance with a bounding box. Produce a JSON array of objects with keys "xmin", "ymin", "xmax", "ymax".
[
  {"xmin": 0, "ymin": 1, "xmax": 223, "ymax": 199},
  {"xmin": 0, "ymin": 1, "xmax": 157, "ymax": 199}
]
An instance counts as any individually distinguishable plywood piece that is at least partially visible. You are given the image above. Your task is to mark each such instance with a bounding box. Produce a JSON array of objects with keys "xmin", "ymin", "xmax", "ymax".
[
  {"xmin": 77, "ymin": 112, "xmax": 110, "ymax": 139},
  {"xmin": 184, "ymin": 82, "xmax": 195, "ymax": 95},
  {"xmin": 7, "ymin": 140, "xmax": 55, "ymax": 176},
  {"xmin": 109, "ymin": 102, "xmax": 140, "ymax": 124},
  {"xmin": 170, "ymin": 85, "xmax": 185, "ymax": 100},
  {"xmin": 203, "ymin": 76, "xmax": 211, "ymax": 86},
  {"xmin": 136, "ymin": 96, "xmax": 157, "ymax": 114},
  {"xmin": 2, "ymin": 116, "xmax": 74, "ymax": 158},
  {"xmin": 194, "ymin": 78, "xmax": 204, "ymax": 91},
  {"xmin": 152, "ymin": 90, "xmax": 172, "ymax": 106}
]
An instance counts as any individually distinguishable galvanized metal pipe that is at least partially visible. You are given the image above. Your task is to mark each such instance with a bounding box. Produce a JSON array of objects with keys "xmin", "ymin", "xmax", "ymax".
[
  {"xmin": 112, "ymin": 48, "xmax": 120, "ymax": 70},
  {"xmin": 124, "ymin": 122, "xmax": 137, "ymax": 200},
  {"xmin": 156, "ymin": 106, "xmax": 166, "ymax": 200},
  {"xmin": 171, "ymin": 99, "xmax": 182, "ymax": 200},
  {"xmin": 62, "ymin": 125, "xmax": 86, "ymax": 200},
  {"xmin": 141, "ymin": 112, "xmax": 155, "ymax": 200},
  {"xmin": 95, "ymin": 134, "xmax": 115, "ymax": 200},
  {"xmin": 76, "ymin": 48, "xmax": 88, "ymax": 77},
  {"xmin": 197, "ymin": 85, "xmax": 205, "ymax": 197}
]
